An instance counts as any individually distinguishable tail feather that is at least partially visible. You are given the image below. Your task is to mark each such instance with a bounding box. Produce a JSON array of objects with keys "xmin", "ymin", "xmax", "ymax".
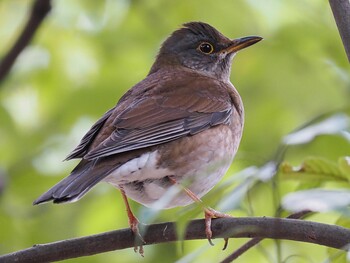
[{"xmin": 33, "ymin": 159, "xmax": 110, "ymax": 205}]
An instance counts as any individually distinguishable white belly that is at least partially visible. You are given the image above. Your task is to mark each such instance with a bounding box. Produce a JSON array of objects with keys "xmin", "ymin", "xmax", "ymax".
[{"xmin": 104, "ymin": 149, "xmax": 233, "ymax": 209}]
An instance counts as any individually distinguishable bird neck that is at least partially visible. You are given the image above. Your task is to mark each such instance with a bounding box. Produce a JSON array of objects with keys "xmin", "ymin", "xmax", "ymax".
[
  {"xmin": 148, "ymin": 53, "xmax": 232, "ymax": 83},
  {"xmin": 148, "ymin": 53, "xmax": 181, "ymax": 75}
]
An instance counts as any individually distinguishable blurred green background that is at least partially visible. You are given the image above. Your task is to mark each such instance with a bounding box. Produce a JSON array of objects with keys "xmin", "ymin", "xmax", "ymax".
[{"xmin": 0, "ymin": 0, "xmax": 349, "ymax": 262}]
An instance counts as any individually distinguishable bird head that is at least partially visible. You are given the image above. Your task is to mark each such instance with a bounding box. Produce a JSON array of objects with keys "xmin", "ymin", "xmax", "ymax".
[{"xmin": 150, "ymin": 22, "xmax": 262, "ymax": 81}]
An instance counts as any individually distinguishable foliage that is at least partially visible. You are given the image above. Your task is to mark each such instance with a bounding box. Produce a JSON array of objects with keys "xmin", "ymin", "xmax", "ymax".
[{"xmin": 0, "ymin": 0, "xmax": 349, "ymax": 262}]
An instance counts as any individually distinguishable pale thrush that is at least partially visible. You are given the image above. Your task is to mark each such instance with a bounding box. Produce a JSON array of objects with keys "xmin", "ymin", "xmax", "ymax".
[{"xmin": 34, "ymin": 21, "xmax": 262, "ymax": 253}]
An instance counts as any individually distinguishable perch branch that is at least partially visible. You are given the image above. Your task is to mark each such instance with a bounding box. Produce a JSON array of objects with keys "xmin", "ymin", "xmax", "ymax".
[
  {"xmin": 1, "ymin": 216, "xmax": 350, "ymax": 263},
  {"xmin": 220, "ymin": 210, "xmax": 312, "ymax": 263}
]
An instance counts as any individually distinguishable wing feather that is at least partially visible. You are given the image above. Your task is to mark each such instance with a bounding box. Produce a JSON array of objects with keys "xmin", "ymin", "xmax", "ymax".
[
  {"xmin": 65, "ymin": 107, "xmax": 115, "ymax": 160},
  {"xmin": 67, "ymin": 70, "xmax": 235, "ymax": 161}
]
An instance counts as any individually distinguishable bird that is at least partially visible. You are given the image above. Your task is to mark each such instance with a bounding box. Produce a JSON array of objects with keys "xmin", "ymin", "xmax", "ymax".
[{"xmin": 34, "ymin": 21, "xmax": 262, "ymax": 254}]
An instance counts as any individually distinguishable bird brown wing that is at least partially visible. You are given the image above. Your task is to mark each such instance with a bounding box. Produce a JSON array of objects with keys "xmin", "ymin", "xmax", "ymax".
[
  {"xmin": 65, "ymin": 107, "xmax": 115, "ymax": 160},
  {"xmin": 82, "ymin": 72, "xmax": 234, "ymax": 160}
]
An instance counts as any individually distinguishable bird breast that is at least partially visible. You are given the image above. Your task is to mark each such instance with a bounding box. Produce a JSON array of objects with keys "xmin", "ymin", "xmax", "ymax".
[{"xmin": 104, "ymin": 123, "xmax": 241, "ymax": 209}]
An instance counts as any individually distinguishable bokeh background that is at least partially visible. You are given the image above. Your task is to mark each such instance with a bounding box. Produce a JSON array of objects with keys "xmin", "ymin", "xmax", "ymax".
[{"xmin": 1, "ymin": 0, "xmax": 349, "ymax": 262}]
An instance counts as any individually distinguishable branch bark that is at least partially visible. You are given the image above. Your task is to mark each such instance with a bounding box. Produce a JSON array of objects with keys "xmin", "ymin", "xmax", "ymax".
[
  {"xmin": 1, "ymin": 217, "xmax": 350, "ymax": 263},
  {"xmin": 329, "ymin": 0, "xmax": 350, "ymax": 62},
  {"xmin": 0, "ymin": 0, "xmax": 51, "ymax": 83},
  {"xmin": 219, "ymin": 210, "xmax": 311, "ymax": 263}
]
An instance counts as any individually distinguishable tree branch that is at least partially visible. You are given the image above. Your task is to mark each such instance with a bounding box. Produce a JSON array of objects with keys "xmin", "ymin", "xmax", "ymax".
[
  {"xmin": 220, "ymin": 210, "xmax": 312, "ymax": 263},
  {"xmin": 1, "ymin": 217, "xmax": 350, "ymax": 263},
  {"xmin": 329, "ymin": 0, "xmax": 350, "ymax": 62},
  {"xmin": 0, "ymin": 0, "xmax": 52, "ymax": 83}
]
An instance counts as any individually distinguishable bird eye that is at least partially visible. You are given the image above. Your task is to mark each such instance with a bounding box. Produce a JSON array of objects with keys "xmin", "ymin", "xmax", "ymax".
[{"xmin": 198, "ymin": 42, "xmax": 214, "ymax": 54}]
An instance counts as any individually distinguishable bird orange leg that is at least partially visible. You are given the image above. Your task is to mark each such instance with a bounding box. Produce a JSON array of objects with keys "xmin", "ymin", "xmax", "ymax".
[
  {"xmin": 204, "ymin": 207, "xmax": 231, "ymax": 248},
  {"xmin": 168, "ymin": 177, "xmax": 231, "ymax": 248},
  {"xmin": 119, "ymin": 187, "xmax": 145, "ymax": 256}
]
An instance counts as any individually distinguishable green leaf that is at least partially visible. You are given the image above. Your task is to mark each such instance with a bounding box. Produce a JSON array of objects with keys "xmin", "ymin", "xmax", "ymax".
[
  {"xmin": 280, "ymin": 157, "xmax": 348, "ymax": 182},
  {"xmin": 338, "ymin": 156, "xmax": 350, "ymax": 180},
  {"xmin": 282, "ymin": 113, "xmax": 350, "ymax": 146},
  {"xmin": 282, "ymin": 189, "xmax": 350, "ymax": 213},
  {"xmin": 216, "ymin": 163, "xmax": 276, "ymax": 212}
]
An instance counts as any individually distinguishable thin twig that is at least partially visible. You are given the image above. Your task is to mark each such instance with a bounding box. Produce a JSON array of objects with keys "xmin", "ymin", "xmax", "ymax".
[
  {"xmin": 220, "ymin": 237, "xmax": 264, "ymax": 263},
  {"xmin": 329, "ymin": 0, "xmax": 350, "ymax": 62},
  {"xmin": 0, "ymin": 0, "xmax": 52, "ymax": 83},
  {"xmin": 0, "ymin": 216, "xmax": 349, "ymax": 263}
]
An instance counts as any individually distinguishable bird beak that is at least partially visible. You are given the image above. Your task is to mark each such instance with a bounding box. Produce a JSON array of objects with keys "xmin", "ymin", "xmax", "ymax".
[{"xmin": 223, "ymin": 36, "xmax": 263, "ymax": 54}]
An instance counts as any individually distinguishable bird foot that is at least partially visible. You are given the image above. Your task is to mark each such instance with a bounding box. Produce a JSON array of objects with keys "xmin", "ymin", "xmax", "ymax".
[
  {"xmin": 204, "ymin": 207, "xmax": 232, "ymax": 249},
  {"xmin": 128, "ymin": 214, "xmax": 146, "ymax": 256}
]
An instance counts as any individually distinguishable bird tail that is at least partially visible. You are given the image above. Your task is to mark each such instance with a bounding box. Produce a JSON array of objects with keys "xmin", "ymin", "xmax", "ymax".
[{"xmin": 33, "ymin": 159, "xmax": 108, "ymax": 205}]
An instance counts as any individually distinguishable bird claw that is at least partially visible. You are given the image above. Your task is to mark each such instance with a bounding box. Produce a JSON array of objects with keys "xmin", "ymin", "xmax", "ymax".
[
  {"xmin": 222, "ymin": 238, "xmax": 229, "ymax": 250},
  {"xmin": 134, "ymin": 244, "xmax": 144, "ymax": 257},
  {"xmin": 132, "ymin": 232, "xmax": 145, "ymax": 257},
  {"xmin": 205, "ymin": 211, "xmax": 215, "ymax": 246},
  {"xmin": 204, "ymin": 208, "xmax": 232, "ymax": 249},
  {"xmin": 129, "ymin": 215, "xmax": 146, "ymax": 256}
]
